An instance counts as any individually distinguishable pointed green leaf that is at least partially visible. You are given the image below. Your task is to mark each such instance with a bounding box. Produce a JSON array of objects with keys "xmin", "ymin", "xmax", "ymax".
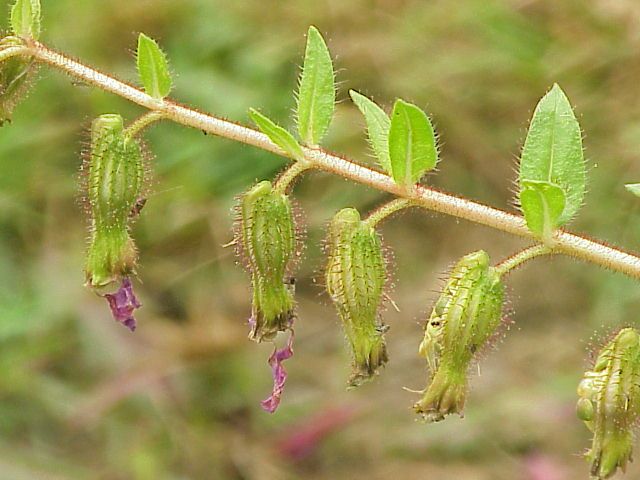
[
  {"xmin": 349, "ymin": 90, "xmax": 391, "ymax": 173},
  {"xmin": 136, "ymin": 33, "xmax": 172, "ymax": 100},
  {"xmin": 388, "ymin": 99, "xmax": 438, "ymax": 186},
  {"xmin": 625, "ymin": 183, "xmax": 640, "ymax": 197},
  {"xmin": 11, "ymin": 0, "xmax": 40, "ymax": 39},
  {"xmin": 295, "ymin": 26, "xmax": 335, "ymax": 146},
  {"xmin": 519, "ymin": 84, "xmax": 585, "ymax": 226},
  {"xmin": 249, "ymin": 108, "xmax": 305, "ymax": 161},
  {"xmin": 520, "ymin": 180, "xmax": 566, "ymax": 240}
]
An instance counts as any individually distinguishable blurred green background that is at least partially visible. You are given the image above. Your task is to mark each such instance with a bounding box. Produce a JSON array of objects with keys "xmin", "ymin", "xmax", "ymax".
[{"xmin": 2, "ymin": 0, "xmax": 640, "ymax": 478}]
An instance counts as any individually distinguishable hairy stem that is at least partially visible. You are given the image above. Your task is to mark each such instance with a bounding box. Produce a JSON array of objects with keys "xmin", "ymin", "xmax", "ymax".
[
  {"xmin": 274, "ymin": 161, "xmax": 310, "ymax": 194},
  {"xmin": 494, "ymin": 244, "xmax": 554, "ymax": 278},
  {"xmin": 125, "ymin": 110, "xmax": 165, "ymax": 138},
  {"xmin": 18, "ymin": 40, "xmax": 640, "ymax": 280},
  {"xmin": 0, "ymin": 45, "xmax": 28, "ymax": 62},
  {"xmin": 365, "ymin": 198, "xmax": 415, "ymax": 227}
]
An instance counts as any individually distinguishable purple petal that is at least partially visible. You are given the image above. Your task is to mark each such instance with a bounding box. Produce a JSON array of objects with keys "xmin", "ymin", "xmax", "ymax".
[
  {"xmin": 261, "ymin": 332, "xmax": 294, "ymax": 413},
  {"xmin": 103, "ymin": 277, "xmax": 141, "ymax": 332}
]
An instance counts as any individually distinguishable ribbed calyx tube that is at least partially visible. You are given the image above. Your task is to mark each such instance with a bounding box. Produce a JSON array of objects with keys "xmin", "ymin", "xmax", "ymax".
[
  {"xmin": 415, "ymin": 250, "xmax": 504, "ymax": 422},
  {"xmin": 577, "ymin": 327, "xmax": 640, "ymax": 479},
  {"xmin": 325, "ymin": 208, "xmax": 388, "ymax": 387},
  {"xmin": 238, "ymin": 180, "xmax": 298, "ymax": 342},
  {"xmin": 85, "ymin": 114, "xmax": 144, "ymax": 289},
  {"xmin": 0, "ymin": 36, "xmax": 35, "ymax": 124}
]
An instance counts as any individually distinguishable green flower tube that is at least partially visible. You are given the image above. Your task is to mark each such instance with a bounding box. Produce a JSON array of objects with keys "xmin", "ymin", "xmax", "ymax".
[
  {"xmin": 325, "ymin": 208, "xmax": 388, "ymax": 387},
  {"xmin": 238, "ymin": 180, "xmax": 298, "ymax": 342},
  {"xmin": 85, "ymin": 114, "xmax": 144, "ymax": 288},
  {"xmin": 415, "ymin": 250, "xmax": 504, "ymax": 422}
]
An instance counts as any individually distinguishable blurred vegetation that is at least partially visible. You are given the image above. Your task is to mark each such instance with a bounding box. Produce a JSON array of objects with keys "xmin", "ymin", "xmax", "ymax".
[{"xmin": 2, "ymin": 0, "xmax": 640, "ymax": 478}]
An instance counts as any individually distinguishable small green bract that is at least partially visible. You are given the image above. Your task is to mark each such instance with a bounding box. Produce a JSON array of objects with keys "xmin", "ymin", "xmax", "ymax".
[
  {"xmin": 519, "ymin": 84, "xmax": 585, "ymax": 237},
  {"xmin": 137, "ymin": 33, "xmax": 172, "ymax": 100},
  {"xmin": 295, "ymin": 26, "xmax": 335, "ymax": 146}
]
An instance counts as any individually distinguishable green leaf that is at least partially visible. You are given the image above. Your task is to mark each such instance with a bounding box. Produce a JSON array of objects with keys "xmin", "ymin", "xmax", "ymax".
[
  {"xmin": 349, "ymin": 90, "xmax": 391, "ymax": 173},
  {"xmin": 249, "ymin": 109, "xmax": 304, "ymax": 161},
  {"xmin": 136, "ymin": 33, "xmax": 172, "ymax": 100},
  {"xmin": 625, "ymin": 183, "xmax": 640, "ymax": 197},
  {"xmin": 388, "ymin": 99, "xmax": 438, "ymax": 186},
  {"xmin": 295, "ymin": 26, "xmax": 335, "ymax": 146},
  {"xmin": 520, "ymin": 180, "xmax": 566, "ymax": 240},
  {"xmin": 519, "ymin": 84, "xmax": 585, "ymax": 227},
  {"xmin": 11, "ymin": 0, "xmax": 41, "ymax": 39}
]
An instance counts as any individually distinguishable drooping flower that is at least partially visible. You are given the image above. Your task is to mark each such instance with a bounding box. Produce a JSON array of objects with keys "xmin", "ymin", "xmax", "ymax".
[
  {"xmin": 325, "ymin": 208, "xmax": 388, "ymax": 387},
  {"xmin": 236, "ymin": 180, "xmax": 300, "ymax": 342},
  {"xmin": 235, "ymin": 179, "xmax": 303, "ymax": 412},
  {"xmin": 577, "ymin": 327, "xmax": 640, "ymax": 479},
  {"xmin": 83, "ymin": 114, "xmax": 146, "ymax": 331},
  {"xmin": 414, "ymin": 250, "xmax": 504, "ymax": 422}
]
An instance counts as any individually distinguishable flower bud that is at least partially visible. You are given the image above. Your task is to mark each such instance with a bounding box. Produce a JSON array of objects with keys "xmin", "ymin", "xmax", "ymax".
[
  {"xmin": 0, "ymin": 36, "xmax": 35, "ymax": 125},
  {"xmin": 577, "ymin": 327, "xmax": 640, "ymax": 479},
  {"xmin": 85, "ymin": 114, "xmax": 144, "ymax": 289},
  {"xmin": 325, "ymin": 208, "xmax": 388, "ymax": 387},
  {"xmin": 414, "ymin": 250, "xmax": 504, "ymax": 422},
  {"xmin": 237, "ymin": 180, "xmax": 298, "ymax": 342}
]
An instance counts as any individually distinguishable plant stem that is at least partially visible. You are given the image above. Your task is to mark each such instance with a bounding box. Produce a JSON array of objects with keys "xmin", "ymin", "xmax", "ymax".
[
  {"xmin": 0, "ymin": 45, "xmax": 28, "ymax": 62},
  {"xmin": 494, "ymin": 244, "xmax": 554, "ymax": 278},
  {"xmin": 18, "ymin": 40, "xmax": 640, "ymax": 280},
  {"xmin": 125, "ymin": 111, "xmax": 165, "ymax": 138},
  {"xmin": 274, "ymin": 161, "xmax": 310, "ymax": 194},
  {"xmin": 365, "ymin": 198, "xmax": 414, "ymax": 227}
]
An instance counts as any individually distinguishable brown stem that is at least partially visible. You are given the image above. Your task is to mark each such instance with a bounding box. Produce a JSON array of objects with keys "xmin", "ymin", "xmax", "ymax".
[{"xmin": 17, "ymin": 40, "xmax": 640, "ymax": 280}]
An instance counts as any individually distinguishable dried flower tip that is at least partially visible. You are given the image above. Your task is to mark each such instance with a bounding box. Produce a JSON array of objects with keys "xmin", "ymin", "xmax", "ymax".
[
  {"xmin": 84, "ymin": 114, "xmax": 144, "ymax": 288},
  {"xmin": 325, "ymin": 208, "xmax": 388, "ymax": 387},
  {"xmin": 577, "ymin": 327, "xmax": 640, "ymax": 479},
  {"xmin": 414, "ymin": 250, "xmax": 504, "ymax": 422},
  {"xmin": 0, "ymin": 36, "xmax": 35, "ymax": 125},
  {"xmin": 238, "ymin": 180, "xmax": 298, "ymax": 342},
  {"xmin": 102, "ymin": 277, "xmax": 141, "ymax": 332},
  {"xmin": 261, "ymin": 332, "xmax": 294, "ymax": 413}
]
